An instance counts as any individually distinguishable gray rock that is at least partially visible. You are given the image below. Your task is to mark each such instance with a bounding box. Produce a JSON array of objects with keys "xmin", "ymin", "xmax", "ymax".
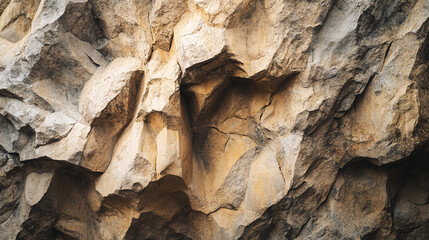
[{"xmin": 0, "ymin": 0, "xmax": 428, "ymax": 239}]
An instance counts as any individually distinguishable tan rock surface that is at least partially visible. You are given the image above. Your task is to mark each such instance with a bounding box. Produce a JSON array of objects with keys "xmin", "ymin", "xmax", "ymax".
[{"xmin": 0, "ymin": 0, "xmax": 429, "ymax": 239}]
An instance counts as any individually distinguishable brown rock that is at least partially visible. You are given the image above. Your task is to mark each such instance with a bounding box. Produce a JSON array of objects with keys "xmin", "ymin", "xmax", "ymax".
[{"xmin": 0, "ymin": 0, "xmax": 428, "ymax": 239}]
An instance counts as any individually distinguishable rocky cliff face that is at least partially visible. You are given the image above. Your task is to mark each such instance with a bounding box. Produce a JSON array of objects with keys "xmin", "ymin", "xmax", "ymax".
[{"xmin": 0, "ymin": 0, "xmax": 428, "ymax": 239}]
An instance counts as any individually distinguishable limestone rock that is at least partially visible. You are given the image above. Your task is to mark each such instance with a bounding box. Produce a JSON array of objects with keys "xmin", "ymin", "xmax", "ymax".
[
  {"xmin": 24, "ymin": 172, "xmax": 52, "ymax": 206},
  {"xmin": 0, "ymin": 0, "xmax": 429, "ymax": 239}
]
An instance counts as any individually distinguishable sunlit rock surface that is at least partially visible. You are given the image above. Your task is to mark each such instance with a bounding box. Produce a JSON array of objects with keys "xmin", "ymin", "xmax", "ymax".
[{"xmin": 0, "ymin": 0, "xmax": 429, "ymax": 239}]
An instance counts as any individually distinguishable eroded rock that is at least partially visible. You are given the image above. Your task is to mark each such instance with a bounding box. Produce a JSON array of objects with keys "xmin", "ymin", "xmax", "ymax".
[{"xmin": 0, "ymin": 0, "xmax": 429, "ymax": 239}]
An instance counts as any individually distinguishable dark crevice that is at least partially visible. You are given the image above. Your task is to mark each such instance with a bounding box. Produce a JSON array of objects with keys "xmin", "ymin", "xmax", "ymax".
[
  {"xmin": 85, "ymin": 53, "xmax": 100, "ymax": 67},
  {"xmin": 0, "ymin": 89, "xmax": 23, "ymax": 100},
  {"xmin": 207, "ymin": 203, "xmax": 237, "ymax": 216},
  {"xmin": 381, "ymin": 41, "xmax": 393, "ymax": 69}
]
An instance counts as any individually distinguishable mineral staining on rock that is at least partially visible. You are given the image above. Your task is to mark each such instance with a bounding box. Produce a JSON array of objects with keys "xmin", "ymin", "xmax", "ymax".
[{"xmin": 0, "ymin": 0, "xmax": 429, "ymax": 239}]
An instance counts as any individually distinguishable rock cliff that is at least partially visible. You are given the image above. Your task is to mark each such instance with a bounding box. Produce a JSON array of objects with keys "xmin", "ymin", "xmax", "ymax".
[{"xmin": 0, "ymin": 0, "xmax": 429, "ymax": 239}]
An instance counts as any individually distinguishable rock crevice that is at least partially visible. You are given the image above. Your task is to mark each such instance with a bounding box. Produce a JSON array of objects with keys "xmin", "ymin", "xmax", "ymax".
[{"xmin": 0, "ymin": 0, "xmax": 428, "ymax": 239}]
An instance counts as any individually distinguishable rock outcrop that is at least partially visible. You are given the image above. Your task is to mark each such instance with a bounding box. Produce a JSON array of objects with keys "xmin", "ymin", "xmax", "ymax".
[{"xmin": 0, "ymin": 0, "xmax": 429, "ymax": 239}]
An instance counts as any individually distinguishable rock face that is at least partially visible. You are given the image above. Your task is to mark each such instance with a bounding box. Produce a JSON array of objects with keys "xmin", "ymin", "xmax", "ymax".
[{"xmin": 0, "ymin": 0, "xmax": 429, "ymax": 239}]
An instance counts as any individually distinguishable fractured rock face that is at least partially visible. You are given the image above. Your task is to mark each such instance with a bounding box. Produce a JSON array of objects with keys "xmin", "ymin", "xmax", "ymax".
[{"xmin": 0, "ymin": 0, "xmax": 429, "ymax": 239}]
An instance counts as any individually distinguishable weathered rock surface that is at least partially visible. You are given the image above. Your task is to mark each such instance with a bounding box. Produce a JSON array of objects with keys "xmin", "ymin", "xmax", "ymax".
[{"xmin": 0, "ymin": 0, "xmax": 428, "ymax": 239}]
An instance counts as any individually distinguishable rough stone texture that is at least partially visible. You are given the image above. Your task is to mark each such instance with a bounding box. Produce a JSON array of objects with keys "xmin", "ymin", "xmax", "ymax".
[{"xmin": 0, "ymin": 0, "xmax": 428, "ymax": 239}]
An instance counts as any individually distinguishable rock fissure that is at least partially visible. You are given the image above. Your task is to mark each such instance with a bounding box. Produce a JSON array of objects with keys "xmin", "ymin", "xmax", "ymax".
[{"xmin": 1, "ymin": 0, "xmax": 429, "ymax": 239}]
